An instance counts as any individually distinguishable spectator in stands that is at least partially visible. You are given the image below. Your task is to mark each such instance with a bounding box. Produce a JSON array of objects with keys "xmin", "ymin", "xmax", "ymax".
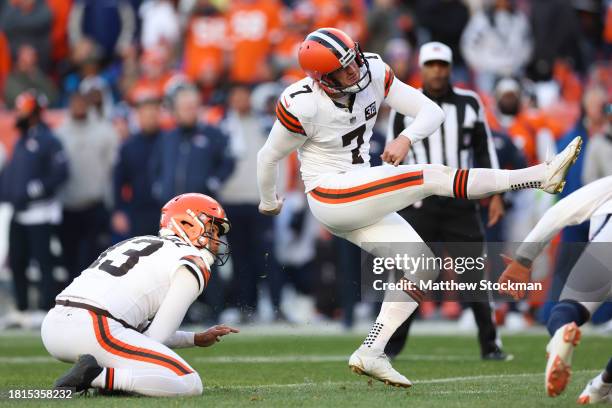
[
  {"xmin": 112, "ymin": 90, "xmax": 164, "ymax": 238},
  {"xmin": 68, "ymin": 0, "xmax": 136, "ymax": 61},
  {"xmin": 139, "ymin": 0, "xmax": 180, "ymax": 52},
  {"xmin": 0, "ymin": 91, "xmax": 68, "ymax": 315},
  {"xmin": 227, "ymin": 0, "xmax": 282, "ymax": 84},
  {"xmin": 367, "ymin": 0, "xmax": 415, "ymax": 56},
  {"xmin": 61, "ymin": 37, "xmax": 105, "ymax": 106},
  {"xmin": 461, "ymin": 0, "xmax": 533, "ymax": 92},
  {"xmin": 183, "ymin": 0, "xmax": 228, "ymax": 86},
  {"xmin": 4, "ymin": 45, "xmax": 58, "ymax": 108},
  {"xmin": 0, "ymin": 0, "xmax": 53, "ymax": 72},
  {"xmin": 416, "ymin": 0, "xmax": 470, "ymax": 83},
  {"xmin": 219, "ymin": 84, "xmax": 282, "ymax": 320},
  {"xmin": 527, "ymin": 0, "xmax": 583, "ymax": 82},
  {"xmin": 47, "ymin": 0, "xmax": 73, "ymax": 66},
  {"xmin": 79, "ymin": 76, "xmax": 114, "ymax": 120},
  {"xmin": 56, "ymin": 91, "xmax": 118, "ymax": 281},
  {"xmin": 150, "ymin": 84, "xmax": 234, "ymax": 205},
  {"xmin": 583, "ymin": 102, "xmax": 612, "ymax": 183},
  {"xmin": 0, "ymin": 32, "xmax": 12, "ymax": 100}
]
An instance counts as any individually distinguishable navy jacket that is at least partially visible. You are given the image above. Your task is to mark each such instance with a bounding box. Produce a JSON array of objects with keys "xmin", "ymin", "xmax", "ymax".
[
  {"xmin": 151, "ymin": 123, "xmax": 235, "ymax": 204},
  {"xmin": 114, "ymin": 130, "xmax": 161, "ymax": 213},
  {"xmin": 0, "ymin": 123, "xmax": 68, "ymax": 210}
]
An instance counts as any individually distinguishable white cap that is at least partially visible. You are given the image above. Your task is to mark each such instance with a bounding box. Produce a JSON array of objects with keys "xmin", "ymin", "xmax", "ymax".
[
  {"xmin": 418, "ymin": 42, "xmax": 452, "ymax": 67},
  {"xmin": 495, "ymin": 77, "xmax": 521, "ymax": 98}
]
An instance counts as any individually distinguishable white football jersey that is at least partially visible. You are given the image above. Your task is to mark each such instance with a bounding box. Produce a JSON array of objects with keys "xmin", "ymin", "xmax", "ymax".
[
  {"xmin": 275, "ymin": 53, "xmax": 395, "ymax": 192},
  {"xmin": 57, "ymin": 235, "xmax": 211, "ymax": 331}
]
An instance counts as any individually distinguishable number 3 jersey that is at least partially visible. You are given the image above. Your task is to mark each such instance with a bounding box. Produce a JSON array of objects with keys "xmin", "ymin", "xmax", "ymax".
[
  {"xmin": 56, "ymin": 235, "xmax": 212, "ymax": 331},
  {"xmin": 275, "ymin": 53, "xmax": 395, "ymax": 192}
]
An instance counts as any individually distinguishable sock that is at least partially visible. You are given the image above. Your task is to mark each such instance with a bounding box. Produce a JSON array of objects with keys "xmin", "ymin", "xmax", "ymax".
[
  {"xmin": 546, "ymin": 300, "xmax": 590, "ymax": 336},
  {"xmin": 463, "ymin": 164, "xmax": 545, "ymax": 199},
  {"xmin": 362, "ymin": 292, "xmax": 419, "ymax": 352},
  {"xmin": 604, "ymin": 358, "xmax": 612, "ymax": 383}
]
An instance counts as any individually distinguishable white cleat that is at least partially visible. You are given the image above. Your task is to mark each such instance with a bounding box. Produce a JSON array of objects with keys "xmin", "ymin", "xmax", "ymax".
[
  {"xmin": 577, "ymin": 374, "xmax": 612, "ymax": 404},
  {"xmin": 545, "ymin": 322, "xmax": 582, "ymax": 397},
  {"xmin": 348, "ymin": 347, "xmax": 412, "ymax": 388},
  {"xmin": 541, "ymin": 136, "xmax": 582, "ymax": 194}
]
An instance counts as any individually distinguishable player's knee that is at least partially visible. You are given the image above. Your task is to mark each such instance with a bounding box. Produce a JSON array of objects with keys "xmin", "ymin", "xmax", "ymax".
[
  {"xmin": 422, "ymin": 164, "xmax": 454, "ymax": 195},
  {"xmin": 181, "ymin": 373, "xmax": 203, "ymax": 396}
]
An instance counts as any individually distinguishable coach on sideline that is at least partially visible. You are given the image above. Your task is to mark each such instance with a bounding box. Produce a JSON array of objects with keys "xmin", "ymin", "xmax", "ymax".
[{"xmin": 385, "ymin": 42, "xmax": 508, "ymax": 361}]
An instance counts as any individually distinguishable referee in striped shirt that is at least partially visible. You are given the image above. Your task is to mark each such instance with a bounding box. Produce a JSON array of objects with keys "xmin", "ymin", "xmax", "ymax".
[{"xmin": 385, "ymin": 42, "xmax": 509, "ymax": 361}]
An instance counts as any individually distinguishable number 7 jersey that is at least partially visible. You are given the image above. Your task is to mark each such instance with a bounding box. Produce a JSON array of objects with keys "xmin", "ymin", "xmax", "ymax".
[
  {"xmin": 56, "ymin": 235, "xmax": 212, "ymax": 331},
  {"xmin": 275, "ymin": 53, "xmax": 395, "ymax": 193}
]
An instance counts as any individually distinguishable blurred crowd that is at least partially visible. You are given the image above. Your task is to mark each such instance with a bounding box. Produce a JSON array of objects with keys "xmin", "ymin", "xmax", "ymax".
[{"xmin": 0, "ymin": 0, "xmax": 610, "ymax": 330}]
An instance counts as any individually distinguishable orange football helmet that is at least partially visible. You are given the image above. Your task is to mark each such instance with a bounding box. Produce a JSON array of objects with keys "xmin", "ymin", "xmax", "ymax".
[
  {"xmin": 160, "ymin": 193, "xmax": 230, "ymax": 264},
  {"xmin": 298, "ymin": 27, "xmax": 371, "ymax": 95}
]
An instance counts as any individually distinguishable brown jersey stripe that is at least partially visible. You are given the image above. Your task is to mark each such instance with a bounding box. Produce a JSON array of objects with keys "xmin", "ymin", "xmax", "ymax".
[
  {"xmin": 276, "ymin": 103, "xmax": 305, "ymax": 135},
  {"xmin": 310, "ymin": 172, "xmax": 423, "ymax": 204},
  {"xmin": 90, "ymin": 312, "xmax": 193, "ymax": 376}
]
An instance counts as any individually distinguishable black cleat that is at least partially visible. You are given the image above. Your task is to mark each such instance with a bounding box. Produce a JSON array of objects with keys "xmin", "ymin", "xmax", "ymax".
[
  {"xmin": 54, "ymin": 354, "xmax": 103, "ymax": 392},
  {"xmin": 482, "ymin": 348, "xmax": 514, "ymax": 361}
]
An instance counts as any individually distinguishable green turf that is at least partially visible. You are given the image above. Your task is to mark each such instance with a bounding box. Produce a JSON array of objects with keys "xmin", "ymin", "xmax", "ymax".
[{"xmin": 0, "ymin": 332, "xmax": 609, "ymax": 407}]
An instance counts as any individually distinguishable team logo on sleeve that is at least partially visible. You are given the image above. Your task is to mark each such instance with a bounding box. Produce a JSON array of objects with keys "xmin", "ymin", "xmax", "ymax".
[{"xmin": 365, "ymin": 102, "xmax": 377, "ymax": 121}]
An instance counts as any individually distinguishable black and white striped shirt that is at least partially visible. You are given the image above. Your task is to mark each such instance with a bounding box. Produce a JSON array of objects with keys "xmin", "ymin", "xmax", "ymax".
[{"xmin": 388, "ymin": 87, "xmax": 499, "ymax": 170}]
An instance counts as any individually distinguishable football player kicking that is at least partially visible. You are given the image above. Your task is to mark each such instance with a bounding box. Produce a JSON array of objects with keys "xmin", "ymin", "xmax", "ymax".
[
  {"xmin": 257, "ymin": 27, "xmax": 582, "ymax": 388},
  {"xmin": 42, "ymin": 193, "xmax": 239, "ymax": 397},
  {"xmin": 497, "ymin": 175, "xmax": 612, "ymax": 403}
]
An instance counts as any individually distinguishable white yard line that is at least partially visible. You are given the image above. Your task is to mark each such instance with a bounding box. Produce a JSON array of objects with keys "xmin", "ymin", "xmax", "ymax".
[
  {"xmin": 0, "ymin": 354, "xmax": 477, "ymax": 365},
  {"xmin": 209, "ymin": 369, "xmax": 600, "ymax": 391}
]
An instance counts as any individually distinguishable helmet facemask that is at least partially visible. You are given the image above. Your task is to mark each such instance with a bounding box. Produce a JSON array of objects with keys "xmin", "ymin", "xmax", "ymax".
[
  {"xmin": 320, "ymin": 44, "xmax": 372, "ymax": 95},
  {"xmin": 169, "ymin": 209, "xmax": 231, "ymax": 266}
]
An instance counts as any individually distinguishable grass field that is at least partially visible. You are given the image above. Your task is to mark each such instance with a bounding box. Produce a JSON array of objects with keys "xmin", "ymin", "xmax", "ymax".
[{"xmin": 0, "ymin": 331, "xmax": 609, "ymax": 407}]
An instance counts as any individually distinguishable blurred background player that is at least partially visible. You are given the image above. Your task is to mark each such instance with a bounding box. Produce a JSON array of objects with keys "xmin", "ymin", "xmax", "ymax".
[
  {"xmin": 498, "ymin": 176, "xmax": 612, "ymax": 401},
  {"xmin": 386, "ymin": 41, "xmax": 508, "ymax": 361},
  {"xmin": 0, "ymin": 90, "xmax": 67, "ymax": 325},
  {"xmin": 42, "ymin": 193, "xmax": 239, "ymax": 397}
]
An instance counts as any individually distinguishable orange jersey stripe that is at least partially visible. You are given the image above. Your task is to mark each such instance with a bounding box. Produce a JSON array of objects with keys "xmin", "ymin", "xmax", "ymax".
[
  {"xmin": 276, "ymin": 102, "xmax": 306, "ymax": 135},
  {"xmin": 89, "ymin": 312, "xmax": 193, "ymax": 376}
]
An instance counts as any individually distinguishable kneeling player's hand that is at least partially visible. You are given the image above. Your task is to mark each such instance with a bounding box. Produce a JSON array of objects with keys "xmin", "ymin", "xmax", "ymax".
[
  {"xmin": 195, "ymin": 324, "xmax": 239, "ymax": 347},
  {"xmin": 497, "ymin": 254, "xmax": 532, "ymax": 300},
  {"xmin": 381, "ymin": 136, "xmax": 412, "ymax": 166},
  {"xmin": 258, "ymin": 197, "xmax": 284, "ymax": 216}
]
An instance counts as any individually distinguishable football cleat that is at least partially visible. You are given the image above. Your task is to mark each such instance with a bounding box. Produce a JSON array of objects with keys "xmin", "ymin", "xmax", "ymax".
[
  {"xmin": 541, "ymin": 136, "xmax": 582, "ymax": 194},
  {"xmin": 349, "ymin": 347, "xmax": 412, "ymax": 388},
  {"xmin": 545, "ymin": 322, "xmax": 582, "ymax": 397},
  {"xmin": 54, "ymin": 354, "xmax": 103, "ymax": 392},
  {"xmin": 577, "ymin": 374, "xmax": 612, "ymax": 404}
]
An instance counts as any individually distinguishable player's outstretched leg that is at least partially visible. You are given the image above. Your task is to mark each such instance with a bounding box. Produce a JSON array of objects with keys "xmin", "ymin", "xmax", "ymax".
[
  {"xmin": 425, "ymin": 136, "xmax": 582, "ymax": 199},
  {"xmin": 577, "ymin": 358, "xmax": 612, "ymax": 404},
  {"xmin": 54, "ymin": 354, "xmax": 203, "ymax": 397}
]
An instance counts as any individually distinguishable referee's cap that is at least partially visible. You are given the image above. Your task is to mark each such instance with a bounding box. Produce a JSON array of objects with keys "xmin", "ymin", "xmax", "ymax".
[{"xmin": 419, "ymin": 42, "xmax": 452, "ymax": 67}]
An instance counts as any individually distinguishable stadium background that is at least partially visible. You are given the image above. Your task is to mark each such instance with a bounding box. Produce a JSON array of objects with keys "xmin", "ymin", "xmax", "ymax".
[{"xmin": 0, "ymin": 0, "xmax": 610, "ymax": 336}]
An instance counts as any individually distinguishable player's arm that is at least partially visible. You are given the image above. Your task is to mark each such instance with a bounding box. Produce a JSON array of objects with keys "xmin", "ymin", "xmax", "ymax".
[
  {"xmin": 257, "ymin": 120, "xmax": 306, "ymax": 215},
  {"xmin": 498, "ymin": 178, "xmax": 612, "ymax": 299},
  {"xmin": 382, "ymin": 71, "xmax": 445, "ymax": 166}
]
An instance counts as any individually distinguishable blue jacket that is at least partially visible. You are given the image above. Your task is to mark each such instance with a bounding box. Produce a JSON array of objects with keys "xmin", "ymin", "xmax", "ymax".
[
  {"xmin": 114, "ymin": 130, "xmax": 160, "ymax": 213},
  {"xmin": 556, "ymin": 121, "xmax": 589, "ymax": 242},
  {"xmin": 0, "ymin": 123, "xmax": 68, "ymax": 210},
  {"xmin": 151, "ymin": 123, "xmax": 235, "ymax": 204}
]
